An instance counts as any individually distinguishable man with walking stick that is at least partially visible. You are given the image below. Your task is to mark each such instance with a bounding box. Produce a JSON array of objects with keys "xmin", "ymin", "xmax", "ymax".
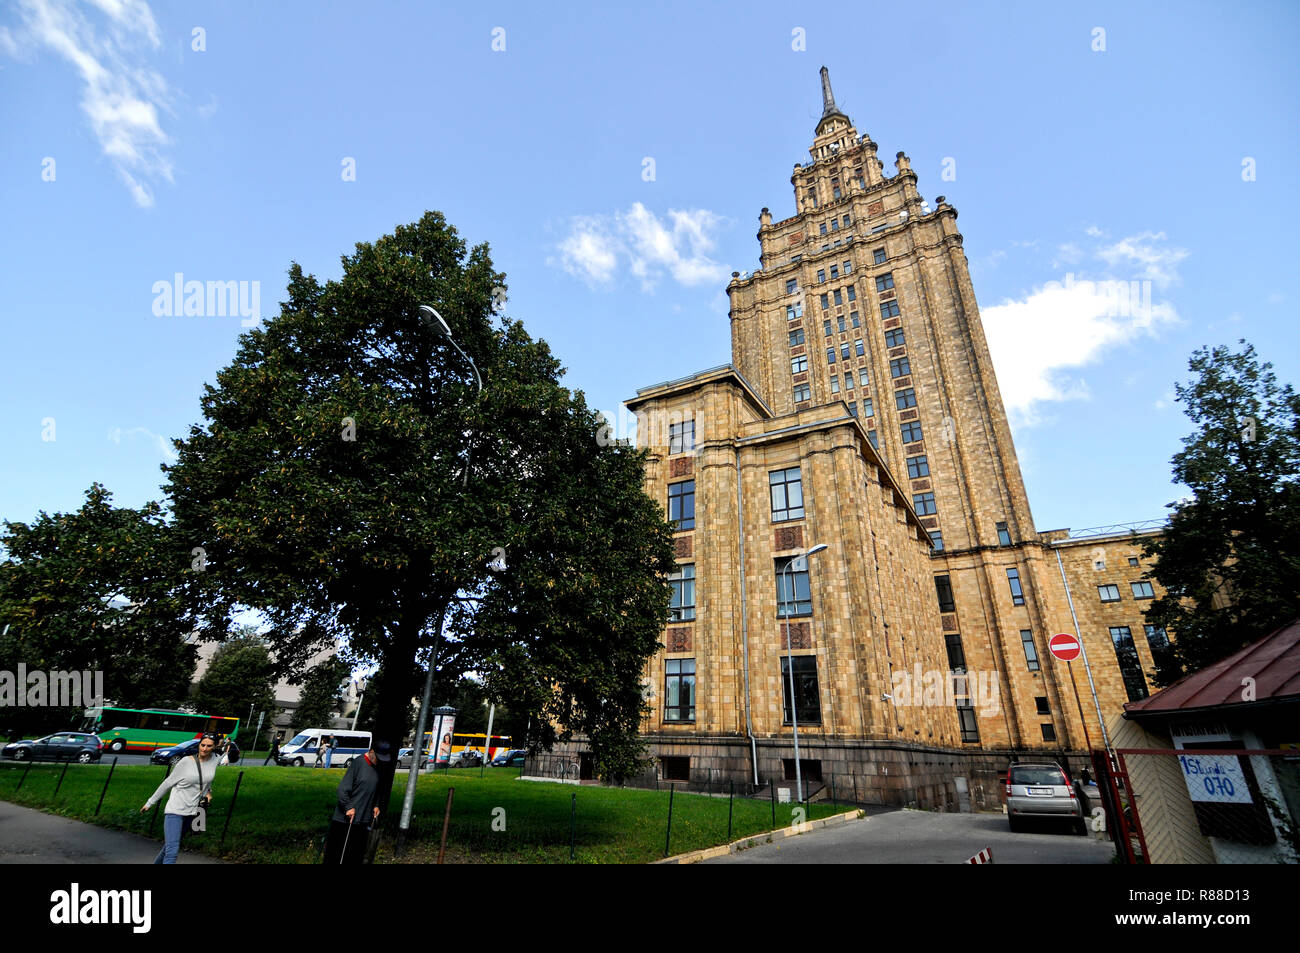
[{"xmin": 323, "ymin": 740, "xmax": 392, "ymax": 864}]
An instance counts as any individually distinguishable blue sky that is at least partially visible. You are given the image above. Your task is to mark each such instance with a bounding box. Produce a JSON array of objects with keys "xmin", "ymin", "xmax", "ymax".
[{"xmin": 2, "ymin": 0, "xmax": 1297, "ymax": 536}]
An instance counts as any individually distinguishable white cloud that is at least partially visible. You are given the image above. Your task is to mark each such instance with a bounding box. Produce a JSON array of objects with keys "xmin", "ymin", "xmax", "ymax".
[
  {"xmin": 108, "ymin": 426, "xmax": 176, "ymax": 461},
  {"xmin": 1084, "ymin": 225, "xmax": 1103, "ymax": 237},
  {"xmin": 983, "ymin": 230, "xmax": 1187, "ymax": 426},
  {"xmin": 6, "ymin": 0, "xmax": 172, "ymax": 207},
  {"xmin": 553, "ymin": 203, "xmax": 730, "ymax": 290}
]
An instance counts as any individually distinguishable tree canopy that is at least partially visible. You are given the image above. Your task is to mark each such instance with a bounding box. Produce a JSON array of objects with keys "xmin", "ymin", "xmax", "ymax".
[
  {"xmin": 191, "ymin": 633, "xmax": 276, "ymax": 728},
  {"xmin": 1142, "ymin": 340, "xmax": 1300, "ymax": 682},
  {"xmin": 164, "ymin": 212, "xmax": 675, "ymax": 782},
  {"xmin": 0, "ymin": 484, "xmax": 197, "ymax": 733},
  {"xmin": 292, "ymin": 656, "xmax": 351, "ymax": 730}
]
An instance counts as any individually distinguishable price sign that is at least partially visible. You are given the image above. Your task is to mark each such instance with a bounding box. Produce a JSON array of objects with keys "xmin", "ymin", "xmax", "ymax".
[{"xmin": 1177, "ymin": 753, "xmax": 1252, "ymax": 804}]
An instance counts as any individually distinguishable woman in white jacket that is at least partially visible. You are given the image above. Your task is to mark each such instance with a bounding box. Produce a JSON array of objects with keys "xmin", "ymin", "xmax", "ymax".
[{"xmin": 140, "ymin": 732, "xmax": 219, "ymax": 864}]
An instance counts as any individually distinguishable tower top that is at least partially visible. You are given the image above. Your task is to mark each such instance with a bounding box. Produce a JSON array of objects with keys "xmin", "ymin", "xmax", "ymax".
[{"xmin": 817, "ymin": 66, "xmax": 849, "ymax": 131}]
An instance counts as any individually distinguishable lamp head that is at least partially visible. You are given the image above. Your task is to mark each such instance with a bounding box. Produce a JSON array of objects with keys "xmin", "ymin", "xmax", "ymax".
[
  {"xmin": 418, "ymin": 304, "xmax": 451, "ymax": 337},
  {"xmin": 806, "ymin": 543, "xmax": 829, "ymax": 557}
]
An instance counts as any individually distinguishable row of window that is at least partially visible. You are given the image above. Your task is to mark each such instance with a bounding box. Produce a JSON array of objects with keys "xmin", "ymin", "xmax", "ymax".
[
  {"xmin": 818, "ymin": 286, "xmax": 857, "ymax": 309},
  {"xmin": 782, "ymin": 250, "xmax": 891, "ymax": 302},
  {"xmin": 1099, "ymin": 581, "xmax": 1155, "ymax": 602},
  {"xmin": 670, "ymin": 469, "xmax": 811, "ymax": 532},
  {"xmin": 816, "ymin": 260, "xmax": 853, "ymax": 282},
  {"xmin": 664, "ymin": 656, "xmax": 821, "ymax": 724},
  {"xmin": 669, "ymin": 551, "xmax": 817, "ymax": 622},
  {"xmin": 936, "ymin": 570, "xmax": 1023, "ymax": 612}
]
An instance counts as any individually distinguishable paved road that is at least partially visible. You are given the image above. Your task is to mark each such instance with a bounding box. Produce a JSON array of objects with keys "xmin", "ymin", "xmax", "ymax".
[
  {"xmin": 705, "ymin": 809, "xmax": 1116, "ymax": 864},
  {"xmin": 0, "ymin": 801, "xmax": 225, "ymax": 864}
]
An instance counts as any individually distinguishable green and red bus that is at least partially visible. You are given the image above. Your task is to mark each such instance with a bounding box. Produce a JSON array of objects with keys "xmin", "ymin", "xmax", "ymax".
[{"xmin": 80, "ymin": 707, "xmax": 241, "ymax": 754}]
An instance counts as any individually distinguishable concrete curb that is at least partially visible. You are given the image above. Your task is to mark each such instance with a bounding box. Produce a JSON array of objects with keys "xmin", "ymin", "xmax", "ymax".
[{"xmin": 655, "ymin": 808, "xmax": 865, "ymax": 864}]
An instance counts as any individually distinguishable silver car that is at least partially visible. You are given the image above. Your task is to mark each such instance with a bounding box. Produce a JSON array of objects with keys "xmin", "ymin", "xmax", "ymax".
[{"xmin": 1006, "ymin": 763, "xmax": 1085, "ymax": 833}]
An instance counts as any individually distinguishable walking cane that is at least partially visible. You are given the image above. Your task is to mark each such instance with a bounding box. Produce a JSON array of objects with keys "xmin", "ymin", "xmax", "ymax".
[{"xmin": 339, "ymin": 814, "xmax": 354, "ymax": 864}]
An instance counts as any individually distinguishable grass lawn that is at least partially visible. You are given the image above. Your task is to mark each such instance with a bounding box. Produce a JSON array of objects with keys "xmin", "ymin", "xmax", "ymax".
[{"xmin": 0, "ymin": 761, "xmax": 841, "ymax": 863}]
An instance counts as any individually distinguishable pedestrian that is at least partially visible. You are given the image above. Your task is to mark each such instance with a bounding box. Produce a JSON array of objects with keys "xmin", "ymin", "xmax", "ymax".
[
  {"xmin": 314, "ymin": 737, "xmax": 326, "ymax": 768},
  {"xmin": 140, "ymin": 732, "xmax": 219, "ymax": 864},
  {"xmin": 322, "ymin": 740, "xmax": 392, "ymax": 864},
  {"xmin": 264, "ymin": 732, "xmax": 281, "ymax": 766},
  {"xmin": 323, "ymin": 736, "xmax": 334, "ymax": 769}
]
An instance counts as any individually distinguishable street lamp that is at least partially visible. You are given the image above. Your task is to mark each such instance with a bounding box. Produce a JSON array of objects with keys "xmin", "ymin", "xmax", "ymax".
[
  {"xmin": 781, "ymin": 542, "xmax": 828, "ymax": 803},
  {"xmin": 350, "ymin": 677, "xmax": 369, "ymax": 731},
  {"xmin": 399, "ymin": 305, "xmax": 486, "ymax": 846}
]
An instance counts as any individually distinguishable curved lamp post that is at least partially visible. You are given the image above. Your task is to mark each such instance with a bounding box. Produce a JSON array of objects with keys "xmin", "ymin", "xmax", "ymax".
[{"xmin": 781, "ymin": 542, "xmax": 828, "ymax": 803}]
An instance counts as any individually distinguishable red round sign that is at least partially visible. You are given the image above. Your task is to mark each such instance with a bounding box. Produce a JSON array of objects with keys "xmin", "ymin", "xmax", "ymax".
[{"xmin": 1049, "ymin": 633, "xmax": 1082, "ymax": 662}]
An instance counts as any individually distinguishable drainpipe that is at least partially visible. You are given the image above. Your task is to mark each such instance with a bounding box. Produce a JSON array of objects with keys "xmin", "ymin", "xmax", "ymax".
[{"xmin": 737, "ymin": 447, "xmax": 759, "ymax": 787}]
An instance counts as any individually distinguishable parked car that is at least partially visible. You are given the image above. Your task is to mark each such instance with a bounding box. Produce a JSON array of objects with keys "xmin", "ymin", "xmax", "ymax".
[
  {"xmin": 449, "ymin": 749, "xmax": 484, "ymax": 768},
  {"xmin": 493, "ymin": 749, "xmax": 527, "ymax": 768},
  {"xmin": 1006, "ymin": 762, "xmax": 1085, "ymax": 834},
  {"xmin": 149, "ymin": 737, "xmax": 241, "ymax": 766},
  {"xmin": 397, "ymin": 747, "xmax": 435, "ymax": 770},
  {"xmin": 1, "ymin": 732, "xmax": 103, "ymax": 764}
]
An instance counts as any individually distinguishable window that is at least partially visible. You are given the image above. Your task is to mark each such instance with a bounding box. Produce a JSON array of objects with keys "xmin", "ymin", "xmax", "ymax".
[
  {"xmin": 944, "ymin": 635, "xmax": 966, "ymax": 673},
  {"xmin": 873, "ymin": 247, "xmax": 887, "ymax": 264},
  {"xmin": 829, "ymin": 265, "xmax": 839, "ymax": 280},
  {"xmin": 934, "ymin": 574, "xmax": 956, "ymax": 613},
  {"xmin": 661, "ymin": 755, "xmax": 690, "ymax": 779},
  {"xmin": 1098, "ymin": 584, "xmax": 1121, "ymax": 603},
  {"xmin": 841, "ymin": 342, "xmax": 851, "ymax": 360},
  {"xmin": 790, "ymin": 254, "xmax": 802, "ymax": 264},
  {"xmin": 1110, "ymin": 626, "xmax": 1149, "ymax": 701},
  {"xmin": 830, "ymin": 218, "xmax": 839, "ymax": 231},
  {"xmin": 807, "ymin": 191, "xmax": 817, "ymax": 208},
  {"xmin": 929, "ymin": 530, "xmax": 944, "ymax": 551},
  {"xmin": 786, "ymin": 301, "xmax": 803, "ymax": 320},
  {"xmin": 912, "ymin": 492, "xmax": 937, "ymax": 516},
  {"xmin": 844, "ymin": 373, "xmax": 854, "ymax": 390},
  {"xmin": 861, "ymin": 397, "xmax": 873, "ymax": 418},
  {"xmin": 775, "ymin": 556, "xmax": 812, "ymax": 617},
  {"xmin": 844, "ymin": 260, "xmax": 853, "ymax": 274},
  {"xmin": 842, "ymin": 215, "xmax": 851, "ymax": 228},
  {"xmin": 957, "ymin": 705, "xmax": 980, "ymax": 743},
  {"xmin": 858, "ymin": 368, "xmax": 870, "ymax": 387},
  {"xmin": 848, "ymin": 402, "xmax": 859, "ymax": 417},
  {"xmin": 820, "ymin": 293, "xmax": 830, "ymax": 310},
  {"xmin": 823, "ymin": 319, "xmax": 833, "ymax": 337},
  {"xmin": 901, "ymin": 421, "xmax": 924, "ymax": 443},
  {"xmin": 890, "ymin": 356, "xmax": 911, "ymax": 378},
  {"xmin": 884, "ymin": 327, "xmax": 905, "ymax": 348},
  {"xmin": 895, "ymin": 387, "xmax": 917, "ymax": 409},
  {"xmin": 830, "ymin": 375, "xmax": 840, "ymax": 394},
  {"xmin": 907, "ymin": 455, "xmax": 929, "ymax": 479},
  {"xmin": 826, "ymin": 348, "xmax": 836, "ymax": 365},
  {"xmin": 833, "ymin": 186, "xmax": 842, "ymax": 200},
  {"xmin": 850, "ymin": 311, "xmax": 860, "ymax": 328},
  {"xmin": 819, "ymin": 223, "xmax": 828, "ymax": 235},
  {"xmin": 996, "ymin": 522, "xmax": 1011, "ymax": 546},
  {"xmin": 786, "ymin": 279, "xmax": 798, "ymax": 294},
  {"xmin": 1007, "ymin": 568, "xmax": 1026, "ymax": 606},
  {"xmin": 1040, "ymin": 724, "xmax": 1057, "ymax": 742},
  {"xmin": 875, "ymin": 273, "xmax": 895, "ymax": 292},
  {"xmin": 837, "ymin": 314, "xmax": 847, "ymax": 333},
  {"xmin": 867, "ymin": 430, "xmax": 878, "ymax": 449},
  {"xmin": 1035, "ymin": 696, "xmax": 1050, "ymax": 715},
  {"xmin": 1020, "ymin": 629, "xmax": 1040, "ymax": 671},
  {"xmin": 664, "ymin": 659, "xmax": 695, "ymax": 722},
  {"xmin": 789, "ymin": 328, "xmax": 805, "ymax": 347},
  {"xmin": 1144, "ymin": 624, "xmax": 1169, "ymax": 651},
  {"xmin": 1128, "ymin": 556, "xmax": 1140, "ymax": 567},
  {"xmin": 770, "ymin": 467, "xmax": 804, "ymax": 522},
  {"xmin": 668, "ymin": 481, "xmax": 695, "ymax": 530},
  {"xmin": 880, "ymin": 300, "xmax": 901, "ymax": 318},
  {"xmin": 780, "ymin": 656, "xmax": 821, "ymax": 725},
  {"xmin": 790, "ymin": 355, "xmax": 808, "ymax": 375},
  {"xmin": 817, "ymin": 269, "xmax": 826, "ymax": 283},
  {"xmin": 847, "ymin": 285, "xmax": 857, "ymax": 302},
  {"xmin": 793, "ymin": 383, "xmax": 811, "ymax": 403},
  {"xmin": 855, "ymin": 339, "xmax": 865, "ymax": 356},
  {"xmin": 833, "ymin": 289, "xmax": 843, "ymax": 306},
  {"xmin": 668, "ymin": 565, "xmax": 696, "ymax": 621},
  {"xmin": 668, "ymin": 420, "xmax": 695, "ymax": 454},
  {"xmin": 1131, "ymin": 581, "xmax": 1155, "ymax": 600}
]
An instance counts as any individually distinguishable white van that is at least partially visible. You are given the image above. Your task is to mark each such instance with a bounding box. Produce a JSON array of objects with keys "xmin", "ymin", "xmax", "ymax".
[{"xmin": 276, "ymin": 728, "xmax": 372, "ymax": 767}]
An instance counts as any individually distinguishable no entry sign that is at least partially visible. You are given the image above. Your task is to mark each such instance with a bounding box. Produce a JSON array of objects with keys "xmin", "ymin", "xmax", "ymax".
[{"xmin": 1049, "ymin": 633, "xmax": 1082, "ymax": 662}]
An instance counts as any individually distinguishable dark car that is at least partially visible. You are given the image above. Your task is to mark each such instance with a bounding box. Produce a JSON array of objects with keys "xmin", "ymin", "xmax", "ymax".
[
  {"xmin": 449, "ymin": 749, "xmax": 484, "ymax": 768},
  {"xmin": 493, "ymin": 749, "xmax": 527, "ymax": 768},
  {"xmin": 1, "ymin": 732, "xmax": 103, "ymax": 764},
  {"xmin": 150, "ymin": 737, "xmax": 241, "ymax": 766}
]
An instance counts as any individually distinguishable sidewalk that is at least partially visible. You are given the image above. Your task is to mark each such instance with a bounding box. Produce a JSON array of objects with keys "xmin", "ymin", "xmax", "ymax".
[{"xmin": 0, "ymin": 801, "xmax": 225, "ymax": 864}]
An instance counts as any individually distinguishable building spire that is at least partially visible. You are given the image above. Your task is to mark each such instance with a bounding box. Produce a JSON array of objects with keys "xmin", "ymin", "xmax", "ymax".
[{"xmin": 819, "ymin": 66, "xmax": 838, "ymax": 119}]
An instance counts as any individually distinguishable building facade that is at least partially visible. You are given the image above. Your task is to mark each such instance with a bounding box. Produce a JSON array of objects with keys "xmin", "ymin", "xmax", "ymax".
[{"xmin": 623, "ymin": 69, "xmax": 1172, "ymax": 804}]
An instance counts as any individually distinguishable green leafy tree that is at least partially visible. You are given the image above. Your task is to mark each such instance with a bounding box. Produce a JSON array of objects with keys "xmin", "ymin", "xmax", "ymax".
[
  {"xmin": 292, "ymin": 656, "xmax": 351, "ymax": 730},
  {"xmin": 1142, "ymin": 340, "xmax": 1300, "ymax": 683},
  {"xmin": 0, "ymin": 484, "xmax": 197, "ymax": 735},
  {"xmin": 191, "ymin": 634, "xmax": 276, "ymax": 728},
  {"xmin": 165, "ymin": 212, "xmax": 674, "ymax": 797}
]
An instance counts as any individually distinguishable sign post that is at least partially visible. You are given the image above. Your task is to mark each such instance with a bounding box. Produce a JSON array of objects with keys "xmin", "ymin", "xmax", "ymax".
[{"xmin": 1049, "ymin": 633, "xmax": 1093, "ymax": 752}]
